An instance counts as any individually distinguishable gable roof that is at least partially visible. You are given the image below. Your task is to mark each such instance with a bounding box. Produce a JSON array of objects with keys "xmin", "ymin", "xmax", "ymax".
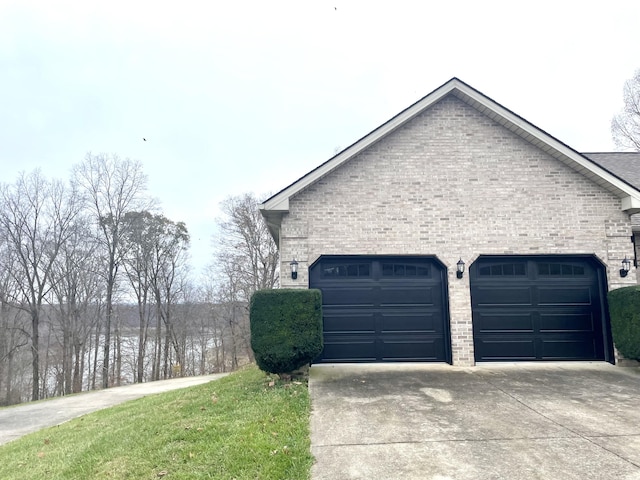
[{"xmin": 260, "ymin": 77, "xmax": 640, "ymax": 243}]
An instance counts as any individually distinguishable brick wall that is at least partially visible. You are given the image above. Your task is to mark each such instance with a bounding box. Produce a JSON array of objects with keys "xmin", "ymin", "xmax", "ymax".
[{"xmin": 277, "ymin": 96, "xmax": 637, "ymax": 366}]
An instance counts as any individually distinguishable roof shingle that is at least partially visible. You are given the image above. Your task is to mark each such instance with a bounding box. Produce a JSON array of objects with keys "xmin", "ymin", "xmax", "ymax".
[{"xmin": 583, "ymin": 152, "xmax": 640, "ymax": 190}]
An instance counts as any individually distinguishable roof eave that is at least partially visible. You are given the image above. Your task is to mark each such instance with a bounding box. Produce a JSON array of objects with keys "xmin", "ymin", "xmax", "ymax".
[
  {"xmin": 258, "ymin": 205, "xmax": 283, "ymax": 244},
  {"xmin": 622, "ymin": 196, "xmax": 640, "ymax": 215},
  {"xmin": 260, "ymin": 77, "xmax": 640, "ymax": 238}
]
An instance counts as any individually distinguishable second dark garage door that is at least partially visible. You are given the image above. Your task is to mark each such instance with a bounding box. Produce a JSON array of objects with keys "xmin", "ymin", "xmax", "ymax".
[
  {"xmin": 309, "ymin": 256, "xmax": 451, "ymax": 363},
  {"xmin": 470, "ymin": 255, "xmax": 612, "ymax": 362}
]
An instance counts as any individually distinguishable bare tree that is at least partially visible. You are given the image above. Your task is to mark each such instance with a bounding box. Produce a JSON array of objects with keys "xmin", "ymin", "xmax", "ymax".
[
  {"xmin": 0, "ymin": 171, "xmax": 80, "ymax": 400},
  {"xmin": 148, "ymin": 215, "xmax": 190, "ymax": 379},
  {"xmin": 206, "ymin": 193, "xmax": 278, "ymax": 370},
  {"xmin": 612, "ymin": 69, "xmax": 640, "ymax": 151},
  {"xmin": 72, "ymin": 154, "xmax": 152, "ymax": 389},
  {"xmin": 200, "ymin": 273, "xmax": 228, "ymax": 372},
  {"xmin": 0, "ymin": 243, "xmax": 29, "ymax": 405},
  {"xmin": 121, "ymin": 211, "xmax": 189, "ymax": 382},
  {"xmin": 181, "ymin": 285, "xmax": 215, "ymax": 375},
  {"xmin": 192, "ymin": 278, "xmax": 226, "ymax": 374},
  {"xmin": 121, "ymin": 211, "xmax": 155, "ymax": 383},
  {"xmin": 0, "ymin": 167, "xmax": 285, "ymax": 403},
  {"xmin": 217, "ymin": 193, "xmax": 279, "ymax": 299},
  {"xmin": 49, "ymin": 218, "xmax": 101, "ymax": 394}
]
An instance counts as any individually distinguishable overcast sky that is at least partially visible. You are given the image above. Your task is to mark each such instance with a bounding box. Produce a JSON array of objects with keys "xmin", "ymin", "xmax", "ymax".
[{"xmin": 1, "ymin": 0, "xmax": 639, "ymax": 275}]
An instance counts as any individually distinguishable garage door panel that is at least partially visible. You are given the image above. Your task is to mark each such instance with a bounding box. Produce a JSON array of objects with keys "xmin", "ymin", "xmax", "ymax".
[
  {"xmin": 380, "ymin": 311, "xmax": 442, "ymax": 333},
  {"xmin": 380, "ymin": 262, "xmax": 432, "ymax": 278},
  {"xmin": 381, "ymin": 338, "xmax": 445, "ymax": 361},
  {"xmin": 539, "ymin": 313, "xmax": 595, "ymax": 332},
  {"xmin": 476, "ymin": 313, "xmax": 534, "ymax": 333},
  {"xmin": 474, "ymin": 339, "xmax": 536, "ymax": 360},
  {"xmin": 473, "ymin": 286, "xmax": 532, "ymax": 306},
  {"xmin": 321, "ymin": 287, "xmax": 376, "ymax": 306},
  {"xmin": 540, "ymin": 339, "xmax": 597, "ymax": 360},
  {"xmin": 379, "ymin": 285, "xmax": 436, "ymax": 306},
  {"xmin": 311, "ymin": 256, "xmax": 449, "ymax": 363},
  {"xmin": 471, "ymin": 256, "xmax": 607, "ymax": 363},
  {"xmin": 538, "ymin": 287, "xmax": 592, "ymax": 306},
  {"xmin": 323, "ymin": 312, "xmax": 375, "ymax": 333},
  {"xmin": 321, "ymin": 339, "xmax": 376, "ymax": 362}
]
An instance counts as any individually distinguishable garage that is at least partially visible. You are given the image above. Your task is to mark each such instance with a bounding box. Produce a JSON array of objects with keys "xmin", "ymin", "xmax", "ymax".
[
  {"xmin": 470, "ymin": 255, "xmax": 613, "ymax": 362},
  {"xmin": 309, "ymin": 256, "xmax": 451, "ymax": 363}
]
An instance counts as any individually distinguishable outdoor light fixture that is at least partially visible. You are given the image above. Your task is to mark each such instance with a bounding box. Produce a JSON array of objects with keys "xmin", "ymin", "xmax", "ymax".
[
  {"xmin": 290, "ymin": 259, "xmax": 299, "ymax": 280},
  {"xmin": 620, "ymin": 257, "xmax": 631, "ymax": 278},
  {"xmin": 456, "ymin": 258, "xmax": 465, "ymax": 279}
]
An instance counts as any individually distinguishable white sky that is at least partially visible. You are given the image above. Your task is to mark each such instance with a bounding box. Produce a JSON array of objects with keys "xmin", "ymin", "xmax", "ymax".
[{"xmin": 1, "ymin": 0, "xmax": 639, "ymax": 275}]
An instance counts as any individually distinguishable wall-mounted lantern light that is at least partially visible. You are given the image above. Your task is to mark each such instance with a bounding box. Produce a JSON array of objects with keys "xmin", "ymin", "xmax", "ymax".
[
  {"xmin": 620, "ymin": 257, "xmax": 631, "ymax": 278},
  {"xmin": 456, "ymin": 258, "xmax": 465, "ymax": 279},
  {"xmin": 290, "ymin": 259, "xmax": 299, "ymax": 280}
]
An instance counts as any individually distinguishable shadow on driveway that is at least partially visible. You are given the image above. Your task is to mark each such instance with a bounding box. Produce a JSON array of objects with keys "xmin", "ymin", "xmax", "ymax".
[{"xmin": 310, "ymin": 363, "xmax": 640, "ymax": 480}]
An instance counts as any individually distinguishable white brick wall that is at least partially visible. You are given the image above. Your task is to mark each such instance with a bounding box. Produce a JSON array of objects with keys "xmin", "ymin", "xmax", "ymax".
[{"xmin": 277, "ymin": 96, "xmax": 637, "ymax": 366}]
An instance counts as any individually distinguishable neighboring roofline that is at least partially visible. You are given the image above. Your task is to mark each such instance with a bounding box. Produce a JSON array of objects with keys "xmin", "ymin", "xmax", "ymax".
[
  {"xmin": 582, "ymin": 152, "xmax": 640, "ymax": 192},
  {"xmin": 260, "ymin": 77, "xmax": 640, "ymax": 242}
]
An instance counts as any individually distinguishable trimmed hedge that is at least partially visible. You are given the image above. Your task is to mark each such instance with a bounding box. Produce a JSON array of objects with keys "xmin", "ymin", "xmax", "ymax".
[
  {"xmin": 250, "ymin": 289, "xmax": 323, "ymax": 374},
  {"xmin": 608, "ymin": 286, "xmax": 640, "ymax": 360}
]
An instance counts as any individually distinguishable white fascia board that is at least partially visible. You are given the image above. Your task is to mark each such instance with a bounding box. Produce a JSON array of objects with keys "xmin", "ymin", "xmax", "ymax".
[
  {"xmin": 258, "ymin": 207, "xmax": 284, "ymax": 244},
  {"xmin": 261, "ymin": 78, "xmax": 640, "ymax": 216},
  {"xmin": 622, "ymin": 196, "xmax": 640, "ymax": 214},
  {"xmin": 260, "ymin": 197, "xmax": 289, "ymax": 212}
]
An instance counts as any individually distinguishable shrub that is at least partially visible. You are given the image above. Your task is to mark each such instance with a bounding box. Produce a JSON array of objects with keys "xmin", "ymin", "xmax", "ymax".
[
  {"xmin": 250, "ymin": 289, "xmax": 323, "ymax": 374},
  {"xmin": 608, "ymin": 286, "xmax": 640, "ymax": 360}
]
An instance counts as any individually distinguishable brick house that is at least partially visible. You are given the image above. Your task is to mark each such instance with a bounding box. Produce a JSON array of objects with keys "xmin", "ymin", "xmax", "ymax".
[
  {"xmin": 260, "ymin": 78, "xmax": 640, "ymax": 367},
  {"xmin": 583, "ymin": 152, "xmax": 640, "ymax": 272}
]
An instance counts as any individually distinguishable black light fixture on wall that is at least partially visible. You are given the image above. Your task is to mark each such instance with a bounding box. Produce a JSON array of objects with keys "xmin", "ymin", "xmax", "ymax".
[
  {"xmin": 620, "ymin": 257, "xmax": 631, "ymax": 278},
  {"xmin": 290, "ymin": 259, "xmax": 299, "ymax": 280},
  {"xmin": 456, "ymin": 258, "xmax": 465, "ymax": 279}
]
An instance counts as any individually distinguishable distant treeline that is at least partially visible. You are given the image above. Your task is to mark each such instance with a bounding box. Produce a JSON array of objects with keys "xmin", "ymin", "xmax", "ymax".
[{"xmin": 0, "ymin": 153, "xmax": 278, "ymax": 405}]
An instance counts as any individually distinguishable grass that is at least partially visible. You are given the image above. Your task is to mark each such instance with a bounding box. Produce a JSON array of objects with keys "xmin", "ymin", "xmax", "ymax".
[{"xmin": 0, "ymin": 366, "xmax": 313, "ymax": 479}]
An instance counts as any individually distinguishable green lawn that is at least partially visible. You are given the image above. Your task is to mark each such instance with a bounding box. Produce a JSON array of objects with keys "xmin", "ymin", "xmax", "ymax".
[{"xmin": 0, "ymin": 366, "xmax": 313, "ymax": 479}]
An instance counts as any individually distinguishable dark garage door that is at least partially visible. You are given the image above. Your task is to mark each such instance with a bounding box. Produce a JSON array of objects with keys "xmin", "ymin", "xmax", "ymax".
[
  {"xmin": 470, "ymin": 256, "xmax": 612, "ymax": 362},
  {"xmin": 309, "ymin": 256, "xmax": 450, "ymax": 363}
]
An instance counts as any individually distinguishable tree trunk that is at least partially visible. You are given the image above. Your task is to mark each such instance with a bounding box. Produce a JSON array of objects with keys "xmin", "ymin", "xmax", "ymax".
[
  {"xmin": 115, "ymin": 314, "xmax": 121, "ymax": 386},
  {"xmin": 152, "ymin": 306, "xmax": 162, "ymax": 381},
  {"xmin": 136, "ymin": 301, "xmax": 147, "ymax": 383},
  {"xmin": 110, "ymin": 336, "xmax": 116, "ymax": 385},
  {"xmin": 228, "ymin": 308, "xmax": 238, "ymax": 370},
  {"xmin": 63, "ymin": 315, "xmax": 72, "ymax": 395},
  {"xmin": 91, "ymin": 320, "xmax": 100, "ymax": 390},
  {"xmin": 30, "ymin": 309, "xmax": 39, "ymax": 401},
  {"xmin": 0, "ymin": 304, "xmax": 6, "ymax": 401},
  {"xmin": 217, "ymin": 323, "xmax": 226, "ymax": 373},
  {"xmin": 43, "ymin": 322, "xmax": 54, "ymax": 399},
  {"xmin": 5, "ymin": 349, "xmax": 13, "ymax": 405},
  {"xmin": 73, "ymin": 339, "xmax": 83, "ymax": 393},
  {"xmin": 199, "ymin": 337, "xmax": 206, "ymax": 375},
  {"xmin": 163, "ymin": 329, "xmax": 170, "ymax": 379},
  {"xmin": 102, "ymin": 278, "xmax": 113, "ymax": 389}
]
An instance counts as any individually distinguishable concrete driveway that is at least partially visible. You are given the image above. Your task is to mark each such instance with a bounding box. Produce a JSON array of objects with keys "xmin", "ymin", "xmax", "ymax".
[
  {"xmin": 0, "ymin": 373, "xmax": 227, "ymax": 446},
  {"xmin": 310, "ymin": 363, "xmax": 640, "ymax": 480}
]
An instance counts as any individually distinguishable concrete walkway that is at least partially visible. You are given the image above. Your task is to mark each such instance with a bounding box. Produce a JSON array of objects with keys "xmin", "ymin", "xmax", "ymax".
[
  {"xmin": 0, "ymin": 373, "xmax": 227, "ymax": 445},
  {"xmin": 310, "ymin": 363, "xmax": 640, "ymax": 480}
]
